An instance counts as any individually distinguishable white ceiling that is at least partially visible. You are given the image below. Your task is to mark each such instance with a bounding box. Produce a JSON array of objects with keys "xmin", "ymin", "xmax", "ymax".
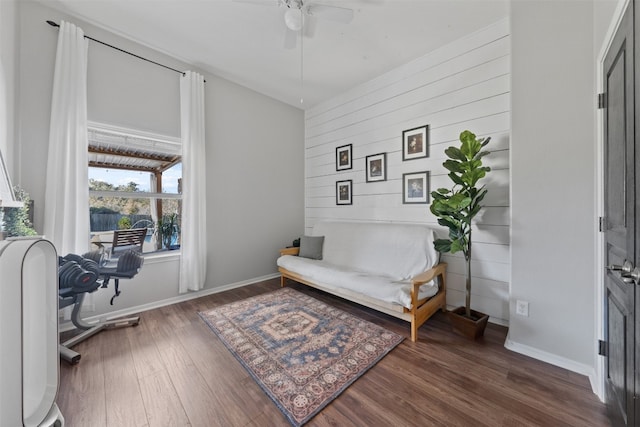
[{"xmin": 42, "ymin": 0, "xmax": 509, "ymax": 109}]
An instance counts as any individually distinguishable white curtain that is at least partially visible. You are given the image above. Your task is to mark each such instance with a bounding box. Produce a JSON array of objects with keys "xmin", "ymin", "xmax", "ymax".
[
  {"xmin": 179, "ymin": 71, "xmax": 207, "ymax": 292},
  {"xmin": 43, "ymin": 21, "xmax": 89, "ymax": 256}
]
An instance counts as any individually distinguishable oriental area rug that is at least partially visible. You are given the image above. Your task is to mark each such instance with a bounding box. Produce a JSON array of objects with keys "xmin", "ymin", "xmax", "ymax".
[{"xmin": 198, "ymin": 287, "xmax": 404, "ymax": 426}]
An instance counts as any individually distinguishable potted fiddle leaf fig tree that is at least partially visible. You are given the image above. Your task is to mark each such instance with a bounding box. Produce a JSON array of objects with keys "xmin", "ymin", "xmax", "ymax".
[{"xmin": 430, "ymin": 130, "xmax": 491, "ymax": 339}]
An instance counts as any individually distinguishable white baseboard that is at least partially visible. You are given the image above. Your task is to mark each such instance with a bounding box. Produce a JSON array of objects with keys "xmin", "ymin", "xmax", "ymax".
[
  {"xmin": 60, "ymin": 273, "xmax": 280, "ymax": 332},
  {"xmin": 504, "ymin": 335, "xmax": 600, "ymax": 399}
]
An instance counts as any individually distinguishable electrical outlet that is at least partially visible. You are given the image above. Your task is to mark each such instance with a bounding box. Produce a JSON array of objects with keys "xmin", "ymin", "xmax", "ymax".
[{"xmin": 516, "ymin": 300, "xmax": 529, "ymax": 317}]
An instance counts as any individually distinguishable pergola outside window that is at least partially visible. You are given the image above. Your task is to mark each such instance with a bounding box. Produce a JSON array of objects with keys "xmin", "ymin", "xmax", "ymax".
[{"xmin": 87, "ymin": 124, "xmax": 182, "ymax": 255}]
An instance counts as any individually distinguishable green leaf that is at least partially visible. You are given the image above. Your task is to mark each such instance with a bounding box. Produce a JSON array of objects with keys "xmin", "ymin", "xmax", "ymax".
[
  {"xmin": 460, "ymin": 132, "xmax": 481, "ymax": 158},
  {"xmin": 480, "ymin": 136, "xmax": 492, "ymax": 147},
  {"xmin": 462, "ymin": 169, "xmax": 486, "ymax": 187},
  {"xmin": 468, "ymin": 204, "xmax": 482, "ymax": 219},
  {"xmin": 432, "ymin": 206, "xmax": 455, "ymax": 218},
  {"xmin": 459, "ymin": 130, "xmax": 476, "ymax": 145},
  {"xmin": 430, "ymin": 203, "xmax": 452, "ymax": 216},
  {"xmin": 433, "ymin": 239, "xmax": 452, "ymax": 253},
  {"xmin": 469, "ymin": 159, "xmax": 482, "ymax": 170},
  {"xmin": 476, "ymin": 150, "xmax": 491, "ymax": 160},
  {"xmin": 450, "ymin": 238, "xmax": 465, "ymax": 254},
  {"xmin": 430, "ymin": 204, "xmax": 444, "ymax": 216},
  {"xmin": 438, "ymin": 217, "xmax": 459, "ymax": 230},
  {"xmin": 474, "ymin": 188, "xmax": 488, "ymax": 204},
  {"xmin": 449, "ymin": 172, "xmax": 465, "ymax": 186},
  {"xmin": 445, "ymin": 146, "xmax": 467, "ymax": 162},
  {"xmin": 449, "ymin": 193, "xmax": 471, "ymax": 209},
  {"xmin": 443, "ymin": 159, "xmax": 463, "ymax": 173}
]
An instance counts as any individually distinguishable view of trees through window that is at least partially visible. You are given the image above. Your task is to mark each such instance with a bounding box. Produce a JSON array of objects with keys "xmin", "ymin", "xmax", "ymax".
[
  {"xmin": 87, "ymin": 124, "xmax": 182, "ymax": 254},
  {"xmin": 89, "ymin": 165, "xmax": 182, "ymax": 253}
]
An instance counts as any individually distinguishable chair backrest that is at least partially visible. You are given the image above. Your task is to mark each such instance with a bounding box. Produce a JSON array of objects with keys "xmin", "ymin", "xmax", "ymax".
[{"xmin": 111, "ymin": 228, "xmax": 146, "ymax": 256}]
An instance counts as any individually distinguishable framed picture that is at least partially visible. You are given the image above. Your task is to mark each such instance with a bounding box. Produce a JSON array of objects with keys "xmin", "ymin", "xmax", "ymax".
[
  {"xmin": 402, "ymin": 125, "xmax": 429, "ymax": 161},
  {"xmin": 336, "ymin": 144, "xmax": 352, "ymax": 171},
  {"xmin": 402, "ymin": 171, "xmax": 429, "ymax": 204},
  {"xmin": 365, "ymin": 153, "xmax": 387, "ymax": 182},
  {"xmin": 336, "ymin": 180, "xmax": 353, "ymax": 205}
]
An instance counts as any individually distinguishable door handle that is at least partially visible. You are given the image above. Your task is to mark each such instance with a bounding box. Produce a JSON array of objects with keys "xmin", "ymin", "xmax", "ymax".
[
  {"xmin": 608, "ymin": 260, "xmax": 640, "ymax": 285},
  {"xmin": 607, "ymin": 260, "xmax": 634, "ymax": 274},
  {"xmin": 621, "ymin": 267, "xmax": 640, "ymax": 284}
]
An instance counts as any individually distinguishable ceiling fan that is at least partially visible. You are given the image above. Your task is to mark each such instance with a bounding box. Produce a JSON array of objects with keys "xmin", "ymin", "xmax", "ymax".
[{"xmin": 237, "ymin": 0, "xmax": 355, "ymax": 49}]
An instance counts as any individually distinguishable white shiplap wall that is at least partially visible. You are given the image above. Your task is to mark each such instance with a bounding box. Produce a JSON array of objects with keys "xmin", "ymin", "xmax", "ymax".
[{"xmin": 304, "ymin": 19, "xmax": 511, "ymax": 325}]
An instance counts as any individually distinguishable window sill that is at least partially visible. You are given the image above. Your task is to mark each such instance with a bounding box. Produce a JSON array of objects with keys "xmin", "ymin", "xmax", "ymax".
[{"xmin": 143, "ymin": 250, "xmax": 181, "ymax": 264}]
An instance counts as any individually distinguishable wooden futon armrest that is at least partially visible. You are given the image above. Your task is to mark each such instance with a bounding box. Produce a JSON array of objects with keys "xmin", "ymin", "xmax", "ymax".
[
  {"xmin": 279, "ymin": 247, "xmax": 300, "ymax": 256},
  {"xmin": 411, "ymin": 263, "xmax": 447, "ymax": 286},
  {"xmin": 410, "ymin": 262, "xmax": 448, "ymax": 307}
]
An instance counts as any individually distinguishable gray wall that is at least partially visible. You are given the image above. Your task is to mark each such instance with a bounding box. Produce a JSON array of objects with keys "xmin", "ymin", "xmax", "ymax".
[
  {"xmin": 509, "ymin": 0, "xmax": 617, "ymax": 387},
  {"xmin": 15, "ymin": 1, "xmax": 304, "ymax": 316}
]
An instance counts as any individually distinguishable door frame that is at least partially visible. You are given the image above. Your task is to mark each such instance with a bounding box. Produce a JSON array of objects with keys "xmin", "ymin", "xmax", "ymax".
[{"xmin": 596, "ymin": 0, "xmax": 633, "ymax": 404}]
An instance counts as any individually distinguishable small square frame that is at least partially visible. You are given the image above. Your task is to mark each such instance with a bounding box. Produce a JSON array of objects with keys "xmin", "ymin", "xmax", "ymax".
[
  {"xmin": 365, "ymin": 153, "xmax": 387, "ymax": 182},
  {"xmin": 402, "ymin": 171, "xmax": 429, "ymax": 204},
  {"xmin": 336, "ymin": 144, "xmax": 352, "ymax": 171},
  {"xmin": 336, "ymin": 180, "xmax": 353, "ymax": 205},
  {"xmin": 402, "ymin": 125, "xmax": 429, "ymax": 161}
]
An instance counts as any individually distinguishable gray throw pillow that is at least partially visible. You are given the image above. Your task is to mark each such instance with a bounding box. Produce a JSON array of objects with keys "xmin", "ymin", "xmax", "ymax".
[{"xmin": 298, "ymin": 235, "xmax": 324, "ymax": 260}]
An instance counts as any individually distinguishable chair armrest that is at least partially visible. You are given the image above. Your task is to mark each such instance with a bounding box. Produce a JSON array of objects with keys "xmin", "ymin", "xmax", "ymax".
[{"xmin": 280, "ymin": 247, "xmax": 300, "ymax": 256}]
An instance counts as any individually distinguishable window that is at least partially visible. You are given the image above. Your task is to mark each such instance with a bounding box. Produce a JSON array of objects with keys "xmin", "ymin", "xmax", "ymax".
[{"xmin": 87, "ymin": 123, "xmax": 182, "ymax": 255}]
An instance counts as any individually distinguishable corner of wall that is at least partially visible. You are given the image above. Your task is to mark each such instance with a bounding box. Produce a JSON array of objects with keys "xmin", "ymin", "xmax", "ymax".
[{"xmin": 504, "ymin": 334, "xmax": 601, "ymax": 400}]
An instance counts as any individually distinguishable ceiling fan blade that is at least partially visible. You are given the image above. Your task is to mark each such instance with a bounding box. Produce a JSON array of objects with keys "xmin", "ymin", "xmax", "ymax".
[
  {"xmin": 284, "ymin": 27, "xmax": 297, "ymax": 49},
  {"xmin": 306, "ymin": 4, "xmax": 354, "ymax": 24},
  {"xmin": 303, "ymin": 14, "xmax": 317, "ymax": 38}
]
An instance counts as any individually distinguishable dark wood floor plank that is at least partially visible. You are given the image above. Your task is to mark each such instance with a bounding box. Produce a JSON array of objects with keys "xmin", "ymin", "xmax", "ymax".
[
  {"xmin": 151, "ymin": 329, "xmax": 225, "ymax": 427},
  {"xmin": 244, "ymin": 413, "xmax": 287, "ymax": 427},
  {"xmin": 125, "ymin": 320, "xmax": 166, "ymax": 380},
  {"xmin": 387, "ymin": 343, "xmax": 583, "ymax": 426},
  {"xmin": 138, "ymin": 370, "xmax": 191, "ymax": 427},
  {"xmin": 58, "ymin": 333, "xmax": 108, "ymax": 427},
  {"xmin": 58, "ymin": 279, "xmax": 610, "ymax": 427},
  {"xmin": 306, "ymin": 406, "xmax": 375, "ymax": 427},
  {"xmin": 360, "ymin": 360, "xmax": 496, "ymax": 426},
  {"xmin": 176, "ymin": 319, "xmax": 267, "ymax": 425},
  {"xmin": 101, "ymin": 327, "xmax": 149, "ymax": 427},
  {"xmin": 320, "ymin": 387, "xmax": 421, "ymax": 427},
  {"xmin": 124, "ymin": 313, "xmax": 192, "ymax": 427}
]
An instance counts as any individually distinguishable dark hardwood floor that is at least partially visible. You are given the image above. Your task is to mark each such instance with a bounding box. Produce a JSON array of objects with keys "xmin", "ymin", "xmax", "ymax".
[{"xmin": 58, "ymin": 278, "xmax": 610, "ymax": 427}]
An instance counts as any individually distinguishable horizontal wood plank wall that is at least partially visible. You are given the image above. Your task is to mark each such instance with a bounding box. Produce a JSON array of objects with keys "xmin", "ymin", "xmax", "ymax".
[{"xmin": 304, "ymin": 19, "xmax": 511, "ymax": 325}]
